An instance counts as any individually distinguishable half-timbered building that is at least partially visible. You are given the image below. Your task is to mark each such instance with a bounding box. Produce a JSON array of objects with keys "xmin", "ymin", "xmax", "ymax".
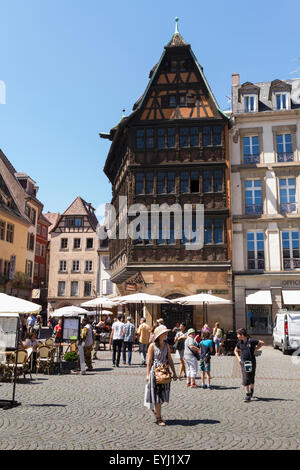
[
  {"xmin": 101, "ymin": 25, "xmax": 233, "ymax": 329},
  {"xmin": 47, "ymin": 197, "xmax": 99, "ymax": 310}
]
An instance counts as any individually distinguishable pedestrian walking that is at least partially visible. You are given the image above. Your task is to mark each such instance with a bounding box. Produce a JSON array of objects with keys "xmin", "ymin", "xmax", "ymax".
[
  {"xmin": 184, "ymin": 328, "xmax": 200, "ymax": 388},
  {"xmin": 33, "ymin": 315, "xmax": 42, "ymax": 339},
  {"xmin": 54, "ymin": 318, "xmax": 62, "ymax": 343},
  {"xmin": 148, "ymin": 325, "xmax": 156, "ymax": 344},
  {"xmin": 234, "ymin": 328, "xmax": 264, "ymax": 402},
  {"xmin": 21, "ymin": 314, "xmax": 28, "ymax": 340},
  {"xmin": 122, "ymin": 317, "xmax": 135, "ymax": 366},
  {"xmin": 198, "ymin": 331, "xmax": 214, "ymax": 388},
  {"xmin": 144, "ymin": 325, "xmax": 178, "ymax": 426},
  {"xmin": 137, "ymin": 317, "xmax": 151, "ymax": 366},
  {"xmin": 48, "ymin": 315, "xmax": 57, "ymax": 333},
  {"xmin": 109, "ymin": 314, "xmax": 125, "ymax": 367},
  {"xmin": 174, "ymin": 322, "xmax": 187, "ymax": 379},
  {"xmin": 201, "ymin": 323, "xmax": 210, "ymax": 335},
  {"xmin": 213, "ymin": 322, "xmax": 223, "ymax": 355},
  {"xmin": 81, "ymin": 318, "xmax": 94, "ymax": 371},
  {"xmin": 93, "ymin": 321, "xmax": 103, "ymax": 360},
  {"xmin": 27, "ymin": 313, "xmax": 36, "ymax": 334}
]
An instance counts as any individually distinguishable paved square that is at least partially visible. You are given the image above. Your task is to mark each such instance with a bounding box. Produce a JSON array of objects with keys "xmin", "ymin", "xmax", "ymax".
[{"xmin": 0, "ymin": 346, "xmax": 299, "ymax": 450}]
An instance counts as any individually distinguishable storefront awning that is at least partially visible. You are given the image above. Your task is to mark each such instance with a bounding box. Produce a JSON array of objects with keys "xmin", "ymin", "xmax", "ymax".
[
  {"xmin": 246, "ymin": 290, "xmax": 272, "ymax": 305},
  {"xmin": 282, "ymin": 290, "xmax": 300, "ymax": 305}
]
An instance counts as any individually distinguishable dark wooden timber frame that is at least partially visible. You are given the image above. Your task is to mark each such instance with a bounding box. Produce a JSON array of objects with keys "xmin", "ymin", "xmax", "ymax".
[{"xmin": 102, "ymin": 32, "xmax": 231, "ymax": 284}]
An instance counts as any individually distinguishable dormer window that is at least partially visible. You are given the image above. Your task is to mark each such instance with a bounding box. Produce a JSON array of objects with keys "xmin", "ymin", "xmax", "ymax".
[
  {"xmin": 244, "ymin": 95, "xmax": 256, "ymax": 112},
  {"xmin": 275, "ymin": 93, "xmax": 288, "ymax": 110},
  {"xmin": 269, "ymin": 80, "xmax": 292, "ymax": 110}
]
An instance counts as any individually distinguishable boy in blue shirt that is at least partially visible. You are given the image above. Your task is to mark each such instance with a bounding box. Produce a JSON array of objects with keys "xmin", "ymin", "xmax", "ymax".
[{"xmin": 198, "ymin": 332, "xmax": 214, "ymax": 388}]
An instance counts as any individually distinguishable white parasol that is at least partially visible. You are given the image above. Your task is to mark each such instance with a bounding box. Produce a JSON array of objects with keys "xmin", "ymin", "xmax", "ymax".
[
  {"xmin": 0, "ymin": 293, "xmax": 42, "ymax": 314},
  {"xmin": 52, "ymin": 306, "xmax": 91, "ymax": 317},
  {"xmin": 116, "ymin": 293, "xmax": 172, "ymax": 326},
  {"xmin": 173, "ymin": 293, "xmax": 232, "ymax": 325}
]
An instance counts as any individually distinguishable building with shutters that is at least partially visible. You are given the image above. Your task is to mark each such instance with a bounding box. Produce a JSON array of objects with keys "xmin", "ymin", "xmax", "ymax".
[{"xmin": 230, "ymin": 73, "xmax": 300, "ymax": 341}]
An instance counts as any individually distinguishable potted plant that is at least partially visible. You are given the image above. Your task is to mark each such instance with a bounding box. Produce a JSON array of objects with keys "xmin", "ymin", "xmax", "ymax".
[{"xmin": 63, "ymin": 351, "xmax": 79, "ymax": 372}]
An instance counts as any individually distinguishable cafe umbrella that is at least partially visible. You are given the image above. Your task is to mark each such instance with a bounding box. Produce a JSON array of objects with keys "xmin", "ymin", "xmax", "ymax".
[
  {"xmin": 116, "ymin": 293, "xmax": 173, "ymax": 326},
  {"xmin": 52, "ymin": 306, "xmax": 91, "ymax": 317},
  {"xmin": 0, "ymin": 294, "xmax": 42, "ymax": 409},
  {"xmin": 0, "ymin": 293, "xmax": 42, "ymax": 314},
  {"xmin": 81, "ymin": 296, "xmax": 116, "ymax": 321},
  {"xmin": 173, "ymin": 293, "xmax": 232, "ymax": 325}
]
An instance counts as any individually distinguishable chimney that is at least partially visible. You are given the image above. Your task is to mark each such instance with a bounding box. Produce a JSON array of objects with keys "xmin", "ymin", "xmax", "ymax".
[{"xmin": 232, "ymin": 73, "xmax": 240, "ymax": 87}]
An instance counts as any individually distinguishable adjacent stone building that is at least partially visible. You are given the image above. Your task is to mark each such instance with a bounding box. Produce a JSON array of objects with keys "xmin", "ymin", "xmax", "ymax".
[
  {"xmin": 101, "ymin": 26, "xmax": 233, "ymax": 329},
  {"xmin": 230, "ymin": 74, "xmax": 300, "ymax": 341}
]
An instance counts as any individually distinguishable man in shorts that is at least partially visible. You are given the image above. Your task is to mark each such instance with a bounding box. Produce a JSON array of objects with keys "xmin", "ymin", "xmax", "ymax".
[{"xmin": 234, "ymin": 328, "xmax": 264, "ymax": 402}]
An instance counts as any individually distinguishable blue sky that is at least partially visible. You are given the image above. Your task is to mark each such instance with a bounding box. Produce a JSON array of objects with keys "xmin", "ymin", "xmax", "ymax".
[{"xmin": 0, "ymin": 0, "xmax": 299, "ymax": 215}]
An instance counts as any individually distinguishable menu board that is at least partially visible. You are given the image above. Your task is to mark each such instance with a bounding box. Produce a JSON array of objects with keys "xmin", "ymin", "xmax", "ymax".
[
  {"xmin": 62, "ymin": 317, "xmax": 80, "ymax": 341},
  {"xmin": 0, "ymin": 315, "xmax": 19, "ymax": 350}
]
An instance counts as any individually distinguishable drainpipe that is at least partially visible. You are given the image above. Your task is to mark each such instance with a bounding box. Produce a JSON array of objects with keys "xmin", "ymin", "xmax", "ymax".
[{"xmin": 232, "ymin": 272, "xmax": 236, "ymax": 331}]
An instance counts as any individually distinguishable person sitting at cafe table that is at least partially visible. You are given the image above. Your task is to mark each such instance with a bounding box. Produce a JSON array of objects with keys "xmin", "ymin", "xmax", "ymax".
[
  {"xmin": 24, "ymin": 332, "xmax": 39, "ymax": 350},
  {"xmin": 24, "ymin": 332, "xmax": 39, "ymax": 372}
]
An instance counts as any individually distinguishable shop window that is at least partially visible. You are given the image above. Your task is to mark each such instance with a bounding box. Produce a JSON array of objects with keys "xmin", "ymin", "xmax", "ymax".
[{"xmin": 247, "ymin": 304, "xmax": 272, "ymax": 335}]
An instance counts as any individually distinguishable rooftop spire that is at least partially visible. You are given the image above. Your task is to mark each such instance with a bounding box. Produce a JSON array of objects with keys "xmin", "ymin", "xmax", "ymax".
[{"xmin": 165, "ymin": 18, "xmax": 189, "ymax": 48}]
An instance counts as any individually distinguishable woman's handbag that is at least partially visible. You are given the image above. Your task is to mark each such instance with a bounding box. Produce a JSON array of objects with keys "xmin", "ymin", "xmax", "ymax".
[{"xmin": 154, "ymin": 364, "xmax": 172, "ymax": 384}]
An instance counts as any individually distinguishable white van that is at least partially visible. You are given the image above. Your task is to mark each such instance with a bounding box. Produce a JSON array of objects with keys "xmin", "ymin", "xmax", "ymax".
[{"xmin": 273, "ymin": 311, "xmax": 300, "ymax": 354}]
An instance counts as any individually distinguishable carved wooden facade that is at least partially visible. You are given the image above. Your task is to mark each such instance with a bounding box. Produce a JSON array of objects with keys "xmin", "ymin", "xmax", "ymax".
[{"xmin": 102, "ymin": 30, "xmax": 232, "ymax": 316}]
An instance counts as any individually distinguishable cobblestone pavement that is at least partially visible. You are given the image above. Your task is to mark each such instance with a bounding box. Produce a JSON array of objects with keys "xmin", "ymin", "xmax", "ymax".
[{"xmin": 0, "ymin": 345, "xmax": 300, "ymax": 450}]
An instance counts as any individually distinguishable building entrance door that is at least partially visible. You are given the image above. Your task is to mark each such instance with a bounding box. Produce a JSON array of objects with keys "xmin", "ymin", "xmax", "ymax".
[{"xmin": 160, "ymin": 294, "xmax": 193, "ymax": 329}]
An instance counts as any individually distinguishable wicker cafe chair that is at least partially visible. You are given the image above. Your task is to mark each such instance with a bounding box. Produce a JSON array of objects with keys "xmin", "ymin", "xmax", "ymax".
[
  {"xmin": 70, "ymin": 341, "xmax": 78, "ymax": 353},
  {"xmin": 45, "ymin": 338, "xmax": 54, "ymax": 347},
  {"xmin": 0, "ymin": 353, "xmax": 12, "ymax": 381},
  {"xmin": 8, "ymin": 349, "xmax": 32, "ymax": 382},
  {"xmin": 36, "ymin": 346, "xmax": 54, "ymax": 375}
]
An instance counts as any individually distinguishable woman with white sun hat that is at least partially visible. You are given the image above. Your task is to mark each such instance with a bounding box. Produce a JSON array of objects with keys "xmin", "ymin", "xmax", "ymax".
[{"xmin": 144, "ymin": 325, "xmax": 178, "ymax": 426}]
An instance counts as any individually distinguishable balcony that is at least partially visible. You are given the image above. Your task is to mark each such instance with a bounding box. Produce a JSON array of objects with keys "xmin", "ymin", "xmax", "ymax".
[
  {"xmin": 280, "ymin": 202, "xmax": 297, "ymax": 214},
  {"xmin": 277, "ymin": 152, "xmax": 294, "ymax": 163},
  {"xmin": 244, "ymin": 155, "xmax": 260, "ymax": 165},
  {"xmin": 283, "ymin": 258, "xmax": 300, "ymax": 270},
  {"xmin": 245, "ymin": 204, "xmax": 263, "ymax": 216},
  {"xmin": 248, "ymin": 258, "xmax": 265, "ymax": 270}
]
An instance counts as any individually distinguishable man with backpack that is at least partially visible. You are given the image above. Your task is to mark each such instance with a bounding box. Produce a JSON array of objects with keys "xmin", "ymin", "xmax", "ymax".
[{"xmin": 198, "ymin": 332, "xmax": 214, "ymax": 389}]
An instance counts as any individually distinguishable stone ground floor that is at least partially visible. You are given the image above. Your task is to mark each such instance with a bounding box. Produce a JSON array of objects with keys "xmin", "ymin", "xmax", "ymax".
[{"xmin": 0, "ymin": 345, "xmax": 299, "ymax": 450}]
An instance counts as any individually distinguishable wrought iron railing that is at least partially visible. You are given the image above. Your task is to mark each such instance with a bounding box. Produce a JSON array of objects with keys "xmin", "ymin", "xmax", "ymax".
[
  {"xmin": 280, "ymin": 202, "xmax": 297, "ymax": 214},
  {"xmin": 244, "ymin": 155, "xmax": 260, "ymax": 165},
  {"xmin": 283, "ymin": 258, "xmax": 300, "ymax": 270},
  {"xmin": 277, "ymin": 152, "xmax": 294, "ymax": 162},
  {"xmin": 245, "ymin": 204, "xmax": 263, "ymax": 215}
]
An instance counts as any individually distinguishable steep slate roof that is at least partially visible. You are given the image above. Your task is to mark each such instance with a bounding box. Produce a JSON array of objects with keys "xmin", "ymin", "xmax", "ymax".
[{"xmin": 232, "ymin": 78, "xmax": 300, "ymax": 113}]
